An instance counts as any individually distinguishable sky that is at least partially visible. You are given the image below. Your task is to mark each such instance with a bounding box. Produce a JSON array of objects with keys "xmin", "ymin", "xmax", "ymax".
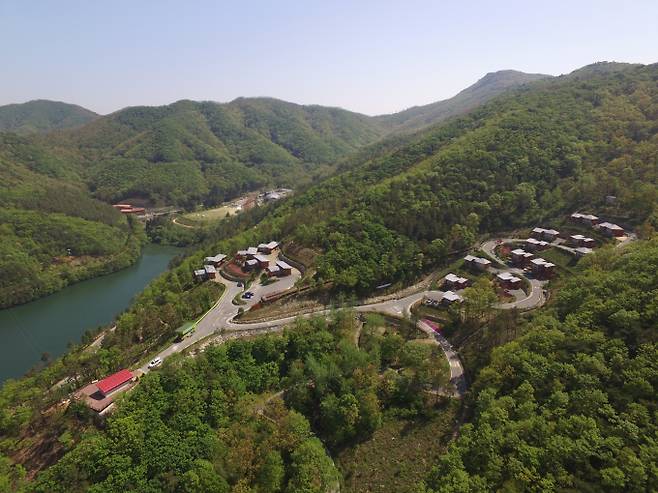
[{"xmin": 1, "ymin": 0, "xmax": 657, "ymax": 116}]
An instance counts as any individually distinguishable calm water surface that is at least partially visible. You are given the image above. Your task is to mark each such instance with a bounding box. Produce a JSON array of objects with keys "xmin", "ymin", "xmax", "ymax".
[{"xmin": 0, "ymin": 244, "xmax": 181, "ymax": 383}]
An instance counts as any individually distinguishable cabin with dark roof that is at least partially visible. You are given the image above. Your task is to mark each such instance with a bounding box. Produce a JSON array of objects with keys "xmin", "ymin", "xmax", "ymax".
[
  {"xmin": 464, "ymin": 255, "xmax": 491, "ymax": 272},
  {"xmin": 597, "ymin": 222, "xmax": 625, "ymax": 237},
  {"xmin": 257, "ymin": 241, "xmax": 280, "ymax": 254},
  {"xmin": 443, "ymin": 273, "xmax": 469, "ymax": 290}
]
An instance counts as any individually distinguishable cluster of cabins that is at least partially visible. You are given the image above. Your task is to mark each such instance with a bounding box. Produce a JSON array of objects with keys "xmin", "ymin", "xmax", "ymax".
[
  {"xmin": 571, "ymin": 212, "xmax": 625, "ymax": 237},
  {"xmin": 236, "ymin": 241, "xmax": 293, "ymax": 277},
  {"xmin": 74, "ymin": 368, "xmax": 136, "ymax": 413},
  {"xmin": 193, "ymin": 241, "xmax": 294, "ymax": 280},
  {"xmin": 194, "ymin": 253, "xmax": 227, "ymax": 281},
  {"xmin": 510, "ymin": 248, "xmax": 556, "ymax": 279}
]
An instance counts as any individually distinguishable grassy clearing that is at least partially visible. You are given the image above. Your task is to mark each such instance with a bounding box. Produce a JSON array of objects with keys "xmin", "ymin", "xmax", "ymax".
[
  {"xmin": 336, "ymin": 402, "xmax": 460, "ymax": 493},
  {"xmin": 181, "ymin": 204, "xmax": 240, "ymax": 224},
  {"xmin": 541, "ymin": 247, "xmax": 579, "ymax": 274}
]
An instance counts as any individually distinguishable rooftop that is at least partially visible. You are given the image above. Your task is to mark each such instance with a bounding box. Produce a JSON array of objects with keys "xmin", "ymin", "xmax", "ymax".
[
  {"xmin": 599, "ymin": 222, "xmax": 623, "ymax": 230},
  {"xmin": 445, "ymin": 273, "xmax": 465, "ymax": 283},
  {"xmin": 205, "ymin": 254, "xmax": 227, "ymax": 263},
  {"xmin": 443, "ymin": 291, "xmax": 463, "ymax": 302},
  {"xmin": 497, "ymin": 272, "xmax": 521, "ymax": 282},
  {"xmin": 572, "ymin": 212, "xmax": 599, "ymax": 220},
  {"xmin": 276, "ymin": 260, "xmax": 292, "ymax": 270},
  {"xmin": 97, "ymin": 369, "xmax": 133, "ymax": 395}
]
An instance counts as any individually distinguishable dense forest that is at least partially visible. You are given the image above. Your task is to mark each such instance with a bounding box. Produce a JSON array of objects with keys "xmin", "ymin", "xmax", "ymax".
[
  {"xmin": 34, "ymin": 98, "xmax": 385, "ymax": 207},
  {"xmin": 423, "ymin": 237, "xmax": 658, "ymax": 492},
  {"xmin": 3, "ymin": 311, "xmax": 447, "ymax": 492},
  {"xmin": 2, "ymin": 236, "xmax": 656, "ymax": 492},
  {"xmin": 236, "ymin": 62, "xmax": 658, "ymax": 293}
]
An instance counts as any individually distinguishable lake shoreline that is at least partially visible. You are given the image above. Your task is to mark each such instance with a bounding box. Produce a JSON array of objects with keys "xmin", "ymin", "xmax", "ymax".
[{"xmin": 0, "ymin": 244, "xmax": 182, "ymax": 383}]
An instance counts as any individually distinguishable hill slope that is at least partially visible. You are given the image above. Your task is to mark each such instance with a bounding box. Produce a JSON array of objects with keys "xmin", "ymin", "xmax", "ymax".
[
  {"xmin": 375, "ymin": 70, "xmax": 551, "ymax": 133},
  {"xmin": 39, "ymin": 98, "xmax": 385, "ymax": 206},
  {"xmin": 0, "ymin": 100, "xmax": 98, "ymax": 135},
  {"xmin": 0, "ymin": 133, "xmax": 142, "ymax": 308},
  {"xmin": 211, "ymin": 62, "xmax": 657, "ymax": 292}
]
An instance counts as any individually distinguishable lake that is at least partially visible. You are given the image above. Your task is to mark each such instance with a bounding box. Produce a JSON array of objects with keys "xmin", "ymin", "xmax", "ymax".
[{"xmin": 0, "ymin": 244, "xmax": 181, "ymax": 383}]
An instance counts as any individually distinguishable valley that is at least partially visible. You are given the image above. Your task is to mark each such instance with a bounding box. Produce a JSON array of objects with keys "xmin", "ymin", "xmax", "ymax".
[{"xmin": 0, "ymin": 61, "xmax": 656, "ymax": 492}]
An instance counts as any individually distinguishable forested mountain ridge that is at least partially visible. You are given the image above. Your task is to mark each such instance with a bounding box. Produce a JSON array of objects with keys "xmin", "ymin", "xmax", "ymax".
[
  {"xmin": 0, "ymin": 68, "xmax": 550, "ymax": 306},
  {"xmin": 11, "ymin": 69, "xmax": 549, "ymax": 208},
  {"xmin": 239, "ymin": 62, "xmax": 658, "ymax": 292},
  {"xmin": 34, "ymin": 98, "xmax": 386, "ymax": 207},
  {"xmin": 374, "ymin": 70, "xmax": 551, "ymax": 133},
  {"xmin": 0, "ymin": 100, "xmax": 98, "ymax": 135}
]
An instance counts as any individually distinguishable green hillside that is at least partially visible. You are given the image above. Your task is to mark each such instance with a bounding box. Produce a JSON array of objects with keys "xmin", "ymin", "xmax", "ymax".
[
  {"xmin": 24, "ymin": 72, "xmax": 544, "ymax": 208},
  {"xmin": 374, "ymin": 70, "xmax": 551, "ymax": 133},
  {"xmin": 233, "ymin": 62, "xmax": 657, "ymax": 292},
  {"xmin": 38, "ymin": 98, "xmax": 386, "ymax": 207},
  {"xmin": 0, "ymin": 100, "xmax": 98, "ymax": 135},
  {"xmin": 0, "ymin": 134, "xmax": 142, "ymax": 308},
  {"xmin": 425, "ymin": 238, "xmax": 658, "ymax": 492}
]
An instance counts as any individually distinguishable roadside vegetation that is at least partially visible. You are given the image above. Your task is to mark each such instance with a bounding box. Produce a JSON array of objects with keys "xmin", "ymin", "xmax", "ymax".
[
  {"xmin": 19, "ymin": 311, "xmax": 450, "ymax": 492},
  {"xmin": 422, "ymin": 238, "xmax": 658, "ymax": 492}
]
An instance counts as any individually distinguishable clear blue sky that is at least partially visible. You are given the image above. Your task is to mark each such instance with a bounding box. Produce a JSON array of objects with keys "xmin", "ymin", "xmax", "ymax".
[{"xmin": 1, "ymin": 0, "xmax": 656, "ymax": 115}]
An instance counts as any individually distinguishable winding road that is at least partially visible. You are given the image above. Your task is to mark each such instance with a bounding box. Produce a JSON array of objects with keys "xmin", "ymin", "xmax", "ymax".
[
  {"xmin": 481, "ymin": 239, "xmax": 548, "ymax": 310},
  {"xmin": 138, "ymin": 239, "xmax": 555, "ymax": 397}
]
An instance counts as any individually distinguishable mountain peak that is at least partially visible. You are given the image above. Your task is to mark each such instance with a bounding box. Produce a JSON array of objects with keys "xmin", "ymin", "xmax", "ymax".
[
  {"xmin": 0, "ymin": 100, "xmax": 98, "ymax": 135},
  {"xmin": 375, "ymin": 69, "xmax": 551, "ymax": 133}
]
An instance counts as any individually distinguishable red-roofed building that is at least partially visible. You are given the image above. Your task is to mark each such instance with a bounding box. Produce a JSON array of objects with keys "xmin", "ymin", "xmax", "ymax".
[{"xmin": 97, "ymin": 369, "xmax": 134, "ymax": 397}]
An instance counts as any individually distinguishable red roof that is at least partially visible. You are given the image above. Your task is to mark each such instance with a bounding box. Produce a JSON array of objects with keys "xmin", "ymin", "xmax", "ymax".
[{"xmin": 97, "ymin": 369, "xmax": 133, "ymax": 394}]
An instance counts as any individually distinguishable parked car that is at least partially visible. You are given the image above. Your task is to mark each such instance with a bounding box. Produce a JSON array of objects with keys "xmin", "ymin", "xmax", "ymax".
[
  {"xmin": 242, "ymin": 291, "xmax": 254, "ymax": 299},
  {"xmin": 237, "ymin": 282, "xmax": 243, "ymax": 287},
  {"xmin": 148, "ymin": 357, "xmax": 162, "ymax": 369}
]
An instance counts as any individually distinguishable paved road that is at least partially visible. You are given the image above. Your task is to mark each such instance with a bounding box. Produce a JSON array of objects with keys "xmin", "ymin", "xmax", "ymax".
[
  {"xmin": 139, "ymin": 239, "xmax": 552, "ymax": 384},
  {"xmin": 481, "ymin": 239, "xmax": 547, "ymax": 310},
  {"xmin": 417, "ymin": 320, "xmax": 467, "ymax": 397},
  {"xmin": 140, "ymin": 255, "xmax": 301, "ymax": 372}
]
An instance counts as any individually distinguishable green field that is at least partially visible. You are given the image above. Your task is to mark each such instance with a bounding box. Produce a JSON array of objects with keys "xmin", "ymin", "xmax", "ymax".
[{"xmin": 180, "ymin": 204, "xmax": 241, "ymax": 223}]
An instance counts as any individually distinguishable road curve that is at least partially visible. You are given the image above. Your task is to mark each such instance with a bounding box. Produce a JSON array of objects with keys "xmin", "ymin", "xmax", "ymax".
[
  {"xmin": 417, "ymin": 320, "xmax": 467, "ymax": 397},
  {"xmin": 480, "ymin": 239, "xmax": 547, "ymax": 311},
  {"xmin": 140, "ymin": 238, "xmax": 551, "ymax": 389}
]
